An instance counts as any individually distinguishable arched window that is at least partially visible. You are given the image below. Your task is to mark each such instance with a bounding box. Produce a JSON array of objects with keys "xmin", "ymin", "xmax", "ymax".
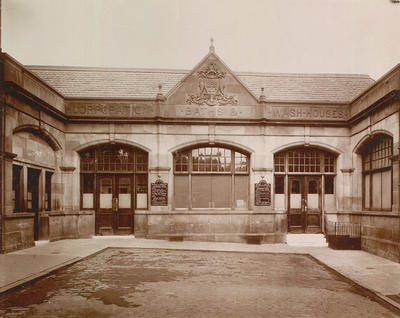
[
  {"xmin": 173, "ymin": 145, "xmax": 249, "ymax": 209},
  {"xmin": 362, "ymin": 135, "xmax": 392, "ymax": 211}
]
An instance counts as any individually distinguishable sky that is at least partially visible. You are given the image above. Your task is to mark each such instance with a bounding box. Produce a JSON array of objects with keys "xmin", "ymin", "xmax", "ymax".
[{"xmin": 2, "ymin": 0, "xmax": 400, "ymax": 80}]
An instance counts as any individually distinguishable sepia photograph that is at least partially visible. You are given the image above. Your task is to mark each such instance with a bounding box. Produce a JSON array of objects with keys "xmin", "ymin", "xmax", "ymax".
[{"xmin": 0, "ymin": 0, "xmax": 400, "ymax": 316}]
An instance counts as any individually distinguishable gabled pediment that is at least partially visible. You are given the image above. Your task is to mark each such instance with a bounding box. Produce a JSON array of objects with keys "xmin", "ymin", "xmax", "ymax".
[{"xmin": 166, "ymin": 49, "xmax": 259, "ymax": 106}]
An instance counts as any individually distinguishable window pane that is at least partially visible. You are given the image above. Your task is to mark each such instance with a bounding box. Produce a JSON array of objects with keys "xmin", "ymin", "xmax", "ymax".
[
  {"xmin": 382, "ymin": 170, "xmax": 391, "ymax": 209},
  {"xmin": 174, "ymin": 175, "xmax": 189, "ymax": 208},
  {"xmin": 213, "ymin": 175, "xmax": 231, "ymax": 208},
  {"xmin": 324, "ymin": 176, "xmax": 334, "ymax": 194},
  {"xmin": 275, "ymin": 176, "xmax": 284, "ymax": 194},
  {"xmin": 291, "ymin": 180, "xmax": 300, "ymax": 194},
  {"xmin": 372, "ymin": 172, "xmax": 382, "ymax": 209},
  {"xmin": 364, "ymin": 174, "xmax": 370, "ymax": 209},
  {"xmin": 136, "ymin": 175, "xmax": 148, "ymax": 209},
  {"xmin": 308, "ymin": 180, "xmax": 318, "ymax": 194},
  {"xmin": 118, "ymin": 177, "xmax": 131, "ymax": 209},
  {"xmin": 235, "ymin": 175, "xmax": 248, "ymax": 208},
  {"xmin": 45, "ymin": 171, "xmax": 53, "ymax": 211},
  {"xmin": 12, "ymin": 165, "xmax": 22, "ymax": 212},
  {"xmin": 192, "ymin": 175, "xmax": 212, "ymax": 208}
]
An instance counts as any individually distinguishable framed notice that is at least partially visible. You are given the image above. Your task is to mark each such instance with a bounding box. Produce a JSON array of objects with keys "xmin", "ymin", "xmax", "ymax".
[
  {"xmin": 151, "ymin": 178, "xmax": 168, "ymax": 206},
  {"xmin": 255, "ymin": 179, "xmax": 271, "ymax": 206}
]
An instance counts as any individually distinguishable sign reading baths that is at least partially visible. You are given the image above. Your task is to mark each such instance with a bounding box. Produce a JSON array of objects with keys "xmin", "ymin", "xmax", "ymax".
[{"xmin": 66, "ymin": 103, "xmax": 349, "ymax": 121}]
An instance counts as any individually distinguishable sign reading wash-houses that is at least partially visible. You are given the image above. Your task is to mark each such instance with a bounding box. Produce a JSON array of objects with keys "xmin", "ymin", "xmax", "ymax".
[{"xmin": 2, "ymin": 40, "xmax": 400, "ymax": 263}]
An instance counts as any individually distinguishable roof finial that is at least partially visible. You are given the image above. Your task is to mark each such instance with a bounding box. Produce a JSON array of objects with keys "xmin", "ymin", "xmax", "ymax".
[
  {"xmin": 156, "ymin": 83, "xmax": 165, "ymax": 101},
  {"xmin": 259, "ymin": 87, "xmax": 267, "ymax": 102},
  {"xmin": 209, "ymin": 37, "xmax": 215, "ymax": 53}
]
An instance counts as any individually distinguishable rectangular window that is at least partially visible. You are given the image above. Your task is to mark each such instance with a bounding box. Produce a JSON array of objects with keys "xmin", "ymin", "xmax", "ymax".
[
  {"xmin": 192, "ymin": 175, "xmax": 212, "ymax": 208},
  {"xmin": 12, "ymin": 165, "xmax": 23, "ymax": 212},
  {"xmin": 274, "ymin": 175, "xmax": 284, "ymax": 194},
  {"xmin": 136, "ymin": 174, "xmax": 148, "ymax": 209},
  {"xmin": 371, "ymin": 172, "xmax": 382, "ymax": 209},
  {"xmin": 234, "ymin": 175, "xmax": 248, "ymax": 209},
  {"xmin": 174, "ymin": 175, "xmax": 189, "ymax": 208},
  {"xmin": 324, "ymin": 176, "xmax": 334, "ymax": 194},
  {"xmin": 82, "ymin": 174, "xmax": 94, "ymax": 209},
  {"xmin": 45, "ymin": 171, "xmax": 53, "ymax": 211}
]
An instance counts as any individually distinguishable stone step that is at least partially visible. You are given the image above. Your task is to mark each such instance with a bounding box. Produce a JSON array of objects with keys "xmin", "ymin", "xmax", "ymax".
[{"xmin": 286, "ymin": 234, "xmax": 328, "ymax": 247}]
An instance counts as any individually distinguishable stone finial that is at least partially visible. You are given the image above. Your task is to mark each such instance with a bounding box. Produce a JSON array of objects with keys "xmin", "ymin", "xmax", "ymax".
[
  {"xmin": 156, "ymin": 83, "xmax": 165, "ymax": 101},
  {"xmin": 259, "ymin": 87, "xmax": 267, "ymax": 102},
  {"xmin": 209, "ymin": 38, "xmax": 215, "ymax": 53}
]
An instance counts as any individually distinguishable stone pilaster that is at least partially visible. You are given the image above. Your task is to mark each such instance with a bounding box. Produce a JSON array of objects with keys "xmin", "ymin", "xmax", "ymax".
[
  {"xmin": 340, "ymin": 168, "xmax": 355, "ymax": 212},
  {"xmin": 59, "ymin": 166, "xmax": 76, "ymax": 212}
]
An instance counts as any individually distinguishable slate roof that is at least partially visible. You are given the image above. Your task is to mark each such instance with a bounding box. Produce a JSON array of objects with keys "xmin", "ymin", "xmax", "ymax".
[{"xmin": 28, "ymin": 66, "xmax": 374, "ymax": 103}]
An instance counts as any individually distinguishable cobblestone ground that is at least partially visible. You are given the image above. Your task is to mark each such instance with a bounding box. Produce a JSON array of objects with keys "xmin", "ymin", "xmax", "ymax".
[{"xmin": 0, "ymin": 248, "xmax": 398, "ymax": 317}]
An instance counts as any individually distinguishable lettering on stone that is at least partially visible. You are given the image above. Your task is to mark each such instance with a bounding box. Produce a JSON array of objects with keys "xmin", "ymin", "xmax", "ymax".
[
  {"xmin": 255, "ymin": 179, "xmax": 271, "ymax": 206},
  {"xmin": 66, "ymin": 103, "xmax": 155, "ymax": 117},
  {"xmin": 268, "ymin": 106, "xmax": 349, "ymax": 120},
  {"xmin": 176, "ymin": 105, "xmax": 245, "ymax": 118},
  {"xmin": 151, "ymin": 178, "xmax": 168, "ymax": 206}
]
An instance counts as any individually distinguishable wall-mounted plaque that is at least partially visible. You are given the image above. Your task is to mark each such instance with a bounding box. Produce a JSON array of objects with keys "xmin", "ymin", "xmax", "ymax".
[
  {"xmin": 151, "ymin": 178, "xmax": 168, "ymax": 206},
  {"xmin": 255, "ymin": 179, "xmax": 271, "ymax": 206}
]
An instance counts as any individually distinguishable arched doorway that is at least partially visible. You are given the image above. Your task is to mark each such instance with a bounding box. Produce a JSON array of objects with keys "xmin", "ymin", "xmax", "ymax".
[
  {"xmin": 79, "ymin": 143, "xmax": 148, "ymax": 235},
  {"xmin": 274, "ymin": 147, "xmax": 337, "ymax": 233}
]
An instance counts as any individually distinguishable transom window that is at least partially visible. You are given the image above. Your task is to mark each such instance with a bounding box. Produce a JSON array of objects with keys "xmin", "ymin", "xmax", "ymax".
[
  {"xmin": 274, "ymin": 148, "xmax": 336, "ymax": 173},
  {"xmin": 362, "ymin": 135, "xmax": 392, "ymax": 211},
  {"xmin": 80, "ymin": 145, "xmax": 148, "ymax": 173},
  {"xmin": 174, "ymin": 146, "xmax": 248, "ymax": 174}
]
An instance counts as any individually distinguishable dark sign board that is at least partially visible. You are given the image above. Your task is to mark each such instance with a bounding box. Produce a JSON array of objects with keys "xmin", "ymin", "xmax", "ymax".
[
  {"xmin": 255, "ymin": 180, "xmax": 271, "ymax": 206},
  {"xmin": 151, "ymin": 179, "xmax": 168, "ymax": 206}
]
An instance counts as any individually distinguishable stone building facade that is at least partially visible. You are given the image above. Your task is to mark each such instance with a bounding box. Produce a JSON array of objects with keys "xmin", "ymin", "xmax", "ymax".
[{"xmin": 1, "ymin": 44, "xmax": 399, "ymax": 262}]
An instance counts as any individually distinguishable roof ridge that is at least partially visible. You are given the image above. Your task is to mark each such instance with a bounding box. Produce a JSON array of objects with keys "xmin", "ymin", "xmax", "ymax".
[
  {"xmin": 27, "ymin": 65, "xmax": 190, "ymax": 74},
  {"xmin": 237, "ymin": 71, "xmax": 374, "ymax": 80}
]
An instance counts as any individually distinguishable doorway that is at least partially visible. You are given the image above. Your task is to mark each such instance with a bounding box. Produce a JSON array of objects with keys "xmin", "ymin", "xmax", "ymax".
[
  {"xmin": 288, "ymin": 176, "xmax": 321, "ymax": 233},
  {"xmin": 97, "ymin": 174, "xmax": 134, "ymax": 235},
  {"xmin": 27, "ymin": 168, "xmax": 41, "ymax": 240}
]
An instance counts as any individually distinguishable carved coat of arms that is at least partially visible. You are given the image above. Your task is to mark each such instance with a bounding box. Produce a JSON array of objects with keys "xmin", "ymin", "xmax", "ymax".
[{"xmin": 186, "ymin": 62, "xmax": 238, "ymax": 106}]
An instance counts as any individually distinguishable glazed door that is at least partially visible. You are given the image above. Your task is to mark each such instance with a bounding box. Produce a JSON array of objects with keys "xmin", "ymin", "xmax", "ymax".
[
  {"xmin": 305, "ymin": 176, "xmax": 322, "ymax": 233},
  {"xmin": 97, "ymin": 175, "xmax": 134, "ymax": 235},
  {"xmin": 288, "ymin": 177, "xmax": 304, "ymax": 233},
  {"xmin": 288, "ymin": 176, "xmax": 321, "ymax": 233}
]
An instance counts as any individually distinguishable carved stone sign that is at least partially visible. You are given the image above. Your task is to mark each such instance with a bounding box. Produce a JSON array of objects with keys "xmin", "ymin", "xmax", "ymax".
[
  {"xmin": 186, "ymin": 62, "xmax": 238, "ymax": 106},
  {"xmin": 267, "ymin": 106, "xmax": 349, "ymax": 121},
  {"xmin": 151, "ymin": 178, "xmax": 168, "ymax": 206},
  {"xmin": 175, "ymin": 105, "xmax": 253, "ymax": 118},
  {"xmin": 66, "ymin": 103, "xmax": 156, "ymax": 117},
  {"xmin": 255, "ymin": 179, "xmax": 271, "ymax": 206}
]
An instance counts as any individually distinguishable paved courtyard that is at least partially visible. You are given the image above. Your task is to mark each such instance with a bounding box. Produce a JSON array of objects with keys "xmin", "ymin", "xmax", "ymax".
[{"xmin": 0, "ymin": 248, "xmax": 398, "ymax": 317}]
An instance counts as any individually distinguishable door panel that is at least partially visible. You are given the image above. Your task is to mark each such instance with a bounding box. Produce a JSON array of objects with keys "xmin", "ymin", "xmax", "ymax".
[
  {"xmin": 288, "ymin": 177, "xmax": 303, "ymax": 233},
  {"xmin": 305, "ymin": 176, "xmax": 321, "ymax": 233},
  {"xmin": 97, "ymin": 175, "xmax": 133, "ymax": 235},
  {"xmin": 288, "ymin": 176, "xmax": 321, "ymax": 233},
  {"xmin": 115, "ymin": 176, "xmax": 133, "ymax": 234}
]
